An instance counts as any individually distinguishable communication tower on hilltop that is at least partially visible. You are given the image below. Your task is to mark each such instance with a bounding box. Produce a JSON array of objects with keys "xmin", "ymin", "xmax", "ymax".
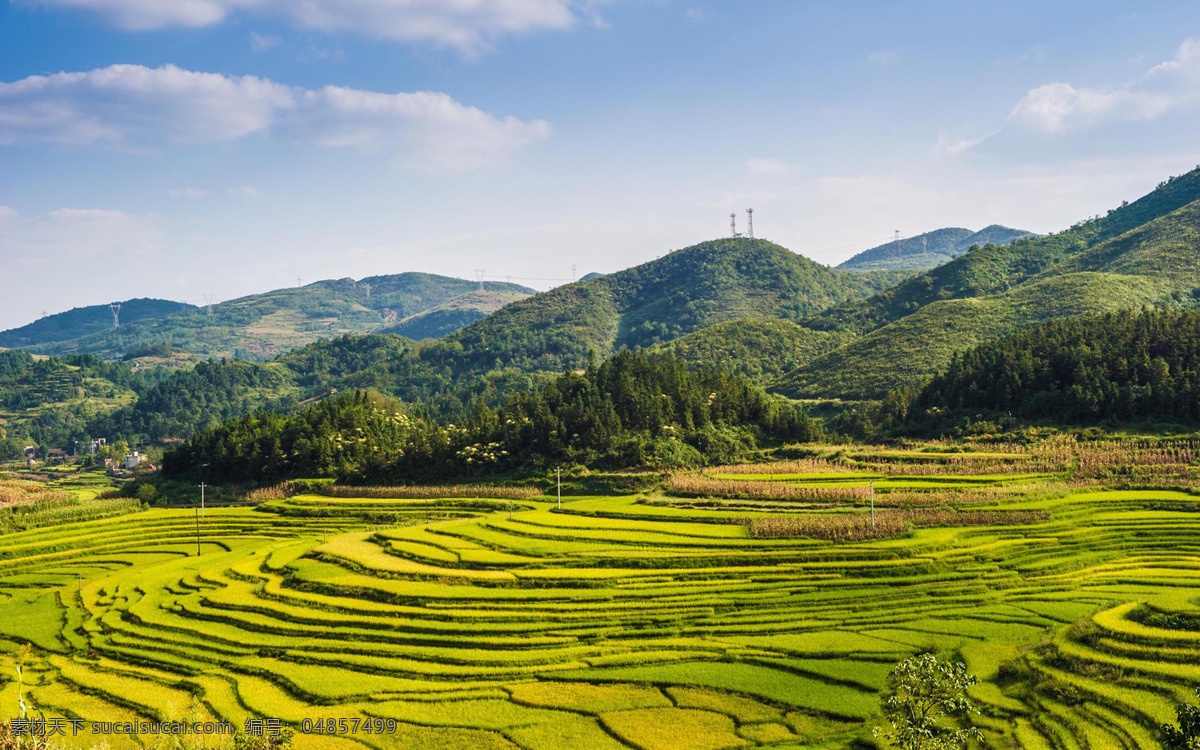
[
  {"xmin": 109, "ymin": 303, "xmax": 121, "ymax": 328},
  {"xmin": 203, "ymin": 294, "xmax": 215, "ymax": 316},
  {"xmin": 746, "ymin": 208, "xmax": 754, "ymax": 239},
  {"xmin": 474, "ymin": 268, "xmax": 485, "ymax": 292},
  {"xmin": 730, "ymin": 213, "xmax": 740, "ymax": 238},
  {"xmin": 892, "ymin": 230, "xmax": 901, "ymax": 257}
]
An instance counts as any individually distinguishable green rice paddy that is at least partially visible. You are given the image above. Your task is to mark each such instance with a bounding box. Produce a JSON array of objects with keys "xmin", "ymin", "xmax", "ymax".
[{"xmin": 2, "ymin": 463, "xmax": 1200, "ymax": 748}]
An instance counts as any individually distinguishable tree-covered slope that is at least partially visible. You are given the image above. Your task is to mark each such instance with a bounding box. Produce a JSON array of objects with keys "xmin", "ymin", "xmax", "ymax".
[
  {"xmin": 25, "ymin": 274, "xmax": 534, "ymax": 361},
  {"xmin": 776, "ymin": 272, "xmax": 1170, "ymax": 399},
  {"xmin": 1037, "ymin": 199, "xmax": 1200, "ymax": 290},
  {"xmin": 654, "ymin": 318, "xmax": 848, "ymax": 383},
  {"xmin": 0, "ymin": 298, "xmax": 194, "ymax": 349},
  {"xmin": 382, "ymin": 290, "xmax": 531, "ymax": 340},
  {"xmin": 811, "ymin": 167, "xmax": 1200, "ymax": 333}
]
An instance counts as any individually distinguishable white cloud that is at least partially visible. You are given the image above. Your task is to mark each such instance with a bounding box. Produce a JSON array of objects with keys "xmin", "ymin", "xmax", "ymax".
[
  {"xmin": 249, "ymin": 32, "xmax": 281, "ymax": 52},
  {"xmin": 0, "ymin": 64, "xmax": 293, "ymax": 147},
  {"xmin": 23, "ymin": 0, "xmax": 585, "ymax": 54},
  {"xmin": 1008, "ymin": 38, "xmax": 1200, "ymax": 133},
  {"xmin": 0, "ymin": 64, "xmax": 551, "ymax": 173},
  {"xmin": 0, "ymin": 206, "xmax": 16, "ymax": 221},
  {"xmin": 167, "ymin": 187, "xmax": 209, "ymax": 197},
  {"xmin": 746, "ymin": 157, "xmax": 791, "ymax": 175},
  {"xmin": 685, "ymin": 8, "xmax": 704, "ymax": 23},
  {"xmin": 867, "ymin": 49, "xmax": 898, "ymax": 65},
  {"xmin": 228, "ymin": 185, "xmax": 259, "ymax": 196}
]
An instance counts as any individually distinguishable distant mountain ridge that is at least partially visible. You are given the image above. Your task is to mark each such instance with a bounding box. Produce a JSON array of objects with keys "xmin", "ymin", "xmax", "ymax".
[
  {"xmin": 382, "ymin": 290, "xmax": 532, "ymax": 340},
  {"xmin": 837, "ymin": 225, "xmax": 1036, "ymax": 272},
  {"xmin": 6, "ymin": 273, "xmax": 534, "ymax": 361},
  {"xmin": 0, "ymin": 298, "xmax": 194, "ymax": 349}
]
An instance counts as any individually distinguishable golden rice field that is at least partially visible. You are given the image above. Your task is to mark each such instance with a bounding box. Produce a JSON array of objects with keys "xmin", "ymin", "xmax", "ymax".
[{"xmin": 3, "ymin": 453, "xmax": 1200, "ymax": 749}]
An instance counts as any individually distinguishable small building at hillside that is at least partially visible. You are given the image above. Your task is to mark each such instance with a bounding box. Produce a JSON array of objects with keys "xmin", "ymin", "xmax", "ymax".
[
  {"xmin": 90, "ymin": 438, "xmax": 107, "ymax": 455},
  {"xmin": 125, "ymin": 451, "xmax": 142, "ymax": 470}
]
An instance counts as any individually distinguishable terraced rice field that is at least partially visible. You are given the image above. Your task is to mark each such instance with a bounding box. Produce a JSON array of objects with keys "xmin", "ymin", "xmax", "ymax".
[{"xmin": 3, "ymin": 466, "xmax": 1200, "ymax": 748}]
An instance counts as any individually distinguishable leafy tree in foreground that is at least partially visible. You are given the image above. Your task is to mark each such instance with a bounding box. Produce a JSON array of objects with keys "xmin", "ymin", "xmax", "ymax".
[
  {"xmin": 1162, "ymin": 688, "xmax": 1200, "ymax": 749},
  {"xmin": 875, "ymin": 654, "xmax": 982, "ymax": 750}
]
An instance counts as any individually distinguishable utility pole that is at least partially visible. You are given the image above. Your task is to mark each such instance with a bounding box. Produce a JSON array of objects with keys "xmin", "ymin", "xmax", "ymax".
[
  {"xmin": 557, "ymin": 468, "xmax": 562, "ymax": 510},
  {"xmin": 475, "ymin": 268, "xmax": 485, "ymax": 291},
  {"xmin": 194, "ymin": 509, "xmax": 201, "ymax": 556},
  {"xmin": 296, "ymin": 276, "xmax": 303, "ymax": 287},
  {"xmin": 198, "ymin": 482, "xmax": 206, "ymax": 517}
]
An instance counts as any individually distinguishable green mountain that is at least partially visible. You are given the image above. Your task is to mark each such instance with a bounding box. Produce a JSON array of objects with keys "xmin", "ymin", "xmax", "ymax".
[
  {"xmin": 382, "ymin": 290, "xmax": 532, "ymax": 340},
  {"xmin": 837, "ymin": 226, "xmax": 1035, "ymax": 272},
  {"xmin": 0, "ymin": 298, "xmax": 194, "ymax": 349},
  {"xmin": 410, "ymin": 238, "xmax": 897, "ymax": 380},
  {"xmin": 21, "ymin": 273, "xmax": 534, "ymax": 361},
  {"xmin": 777, "ymin": 174, "xmax": 1200, "ymax": 399},
  {"xmin": 654, "ymin": 319, "xmax": 848, "ymax": 382},
  {"xmin": 811, "ymin": 168, "xmax": 1200, "ymax": 334}
]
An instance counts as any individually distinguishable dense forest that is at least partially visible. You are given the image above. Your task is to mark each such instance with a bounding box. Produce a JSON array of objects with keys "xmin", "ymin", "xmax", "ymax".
[
  {"xmin": 163, "ymin": 350, "xmax": 818, "ymax": 482},
  {"xmin": 912, "ymin": 308, "xmax": 1200, "ymax": 425}
]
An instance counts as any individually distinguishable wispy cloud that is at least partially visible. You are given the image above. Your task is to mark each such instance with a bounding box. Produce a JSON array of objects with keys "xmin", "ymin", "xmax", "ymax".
[
  {"xmin": 23, "ymin": 0, "xmax": 590, "ymax": 55},
  {"xmin": 167, "ymin": 187, "xmax": 209, "ymax": 197},
  {"xmin": 746, "ymin": 157, "xmax": 791, "ymax": 175},
  {"xmin": 227, "ymin": 185, "xmax": 259, "ymax": 197},
  {"xmin": 867, "ymin": 49, "xmax": 898, "ymax": 65},
  {"xmin": 0, "ymin": 64, "xmax": 552, "ymax": 173},
  {"xmin": 249, "ymin": 32, "xmax": 281, "ymax": 52}
]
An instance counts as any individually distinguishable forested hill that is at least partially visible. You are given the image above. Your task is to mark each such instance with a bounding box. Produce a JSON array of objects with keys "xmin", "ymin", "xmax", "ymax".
[
  {"xmin": 837, "ymin": 225, "xmax": 1034, "ymax": 272},
  {"xmin": 908, "ymin": 308, "xmax": 1200, "ymax": 426},
  {"xmin": 0, "ymin": 298, "xmax": 194, "ymax": 348},
  {"xmin": 808, "ymin": 167, "xmax": 1200, "ymax": 334},
  {"xmin": 20, "ymin": 273, "xmax": 533, "ymax": 361},
  {"xmin": 410, "ymin": 238, "xmax": 895, "ymax": 379}
]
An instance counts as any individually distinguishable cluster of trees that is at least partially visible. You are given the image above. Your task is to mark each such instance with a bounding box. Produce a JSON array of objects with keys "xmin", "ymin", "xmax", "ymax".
[
  {"xmin": 831, "ymin": 308, "xmax": 1200, "ymax": 439},
  {"xmin": 163, "ymin": 350, "xmax": 819, "ymax": 482},
  {"xmin": 916, "ymin": 308, "xmax": 1200, "ymax": 425}
]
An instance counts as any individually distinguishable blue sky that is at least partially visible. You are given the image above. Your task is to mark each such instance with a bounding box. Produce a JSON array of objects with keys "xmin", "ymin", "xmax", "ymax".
[{"xmin": 2, "ymin": 0, "xmax": 1199, "ymax": 329}]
